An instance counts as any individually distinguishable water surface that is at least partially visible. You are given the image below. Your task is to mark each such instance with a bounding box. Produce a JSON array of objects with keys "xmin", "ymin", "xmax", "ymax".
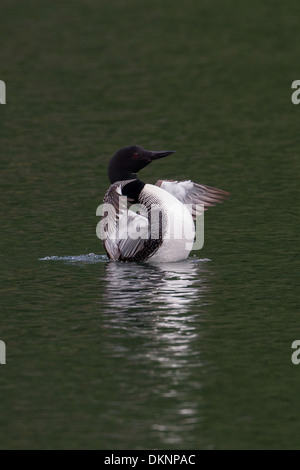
[{"xmin": 0, "ymin": 0, "xmax": 299, "ymax": 450}]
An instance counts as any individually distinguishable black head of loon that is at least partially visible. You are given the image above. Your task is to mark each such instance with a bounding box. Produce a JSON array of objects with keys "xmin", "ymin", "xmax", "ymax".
[{"xmin": 108, "ymin": 145, "xmax": 176, "ymax": 184}]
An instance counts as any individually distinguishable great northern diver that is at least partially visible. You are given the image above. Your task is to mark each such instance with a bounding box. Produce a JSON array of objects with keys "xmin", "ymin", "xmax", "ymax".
[{"xmin": 101, "ymin": 146, "xmax": 229, "ymax": 263}]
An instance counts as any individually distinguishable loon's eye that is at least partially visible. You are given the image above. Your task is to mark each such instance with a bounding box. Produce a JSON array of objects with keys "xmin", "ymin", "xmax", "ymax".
[{"xmin": 134, "ymin": 152, "xmax": 139, "ymax": 158}]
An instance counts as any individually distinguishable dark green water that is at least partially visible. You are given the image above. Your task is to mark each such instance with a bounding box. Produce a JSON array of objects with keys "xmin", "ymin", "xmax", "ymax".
[{"xmin": 1, "ymin": 0, "xmax": 299, "ymax": 449}]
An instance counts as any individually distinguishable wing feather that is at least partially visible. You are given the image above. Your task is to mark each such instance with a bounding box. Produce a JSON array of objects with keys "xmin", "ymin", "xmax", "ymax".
[
  {"xmin": 156, "ymin": 179, "xmax": 229, "ymax": 220},
  {"xmin": 102, "ymin": 180, "xmax": 152, "ymax": 261}
]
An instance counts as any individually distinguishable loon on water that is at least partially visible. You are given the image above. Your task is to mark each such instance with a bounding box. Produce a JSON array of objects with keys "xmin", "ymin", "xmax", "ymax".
[{"xmin": 101, "ymin": 146, "xmax": 229, "ymax": 263}]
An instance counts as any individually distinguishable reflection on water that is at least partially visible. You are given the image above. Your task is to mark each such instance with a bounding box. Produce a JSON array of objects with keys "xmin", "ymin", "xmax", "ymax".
[
  {"xmin": 37, "ymin": 255, "xmax": 212, "ymax": 447},
  {"xmin": 103, "ymin": 260, "xmax": 209, "ymax": 314},
  {"xmin": 99, "ymin": 259, "xmax": 212, "ymax": 447}
]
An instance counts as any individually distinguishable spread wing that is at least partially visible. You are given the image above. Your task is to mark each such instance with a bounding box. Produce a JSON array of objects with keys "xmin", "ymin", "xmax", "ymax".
[
  {"xmin": 101, "ymin": 180, "xmax": 161, "ymax": 262},
  {"xmin": 156, "ymin": 179, "xmax": 229, "ymax": 220}
]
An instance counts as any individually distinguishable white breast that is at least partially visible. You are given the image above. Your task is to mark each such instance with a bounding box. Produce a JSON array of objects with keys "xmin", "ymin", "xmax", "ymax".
[{"xmin": 141, "ymin": 184, "xmax": 195, "ymax": 263}]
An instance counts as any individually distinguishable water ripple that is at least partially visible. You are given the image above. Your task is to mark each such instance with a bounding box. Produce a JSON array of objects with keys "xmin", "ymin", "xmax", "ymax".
[{"xmin": 38, "ymin": 253, "xmax": 108, "ymax": 263}]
